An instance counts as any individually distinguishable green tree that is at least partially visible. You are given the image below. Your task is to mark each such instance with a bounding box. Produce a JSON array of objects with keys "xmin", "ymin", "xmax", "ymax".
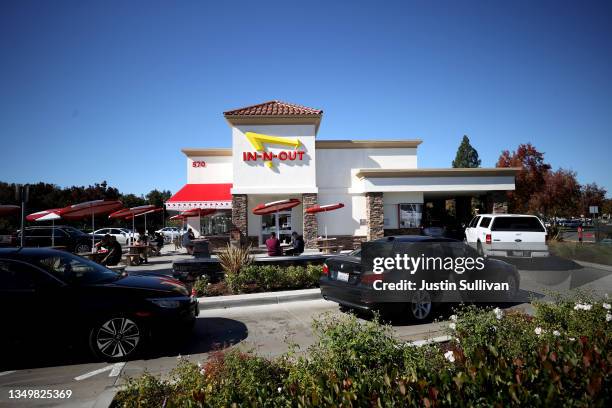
[
  {"xmin": 452, "ymin": 135, "xmax": 481, "ymax": 168},
  {"xmin": 146, "ymin": 189, "xmax": 172, "ymax": 207}
]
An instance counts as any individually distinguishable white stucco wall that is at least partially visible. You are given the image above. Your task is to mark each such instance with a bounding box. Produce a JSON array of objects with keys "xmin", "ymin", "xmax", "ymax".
[
  {"xmin": 231, "ymin": 124, "xmax": 317, "ymax": 194},
  {"xmin": 186, "ymin": 155, "xmax": 233, "ymax": 184},
  {"xmin": 316, "ymin": 148, "xmax": 417, "ymax": 190},
  {"xmin": 313, "ymin": 147, "xmax": 417, "ymax": 235},
  {"xmin": 362, "ymin": 176, "xmax": 516, "ymax": 192}
]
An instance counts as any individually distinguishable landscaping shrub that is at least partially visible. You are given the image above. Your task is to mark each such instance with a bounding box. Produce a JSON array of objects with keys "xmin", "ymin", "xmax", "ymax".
[
  {"xmin": 191, "ymin": 275, "xmax": 209, "ymax": 297},
  {"xmin": 114, "ymin": 295, "xmax": 611, "ymax": 407},
  {"xmin": 225, "ymin": 264, "xmax": 321, "ymax": 294}
]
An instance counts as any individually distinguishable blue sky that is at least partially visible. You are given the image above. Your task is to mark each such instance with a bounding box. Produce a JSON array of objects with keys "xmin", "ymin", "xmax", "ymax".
[{"xmin": 1, "ymin": 0, "xmax": 610, "ymax": 196}]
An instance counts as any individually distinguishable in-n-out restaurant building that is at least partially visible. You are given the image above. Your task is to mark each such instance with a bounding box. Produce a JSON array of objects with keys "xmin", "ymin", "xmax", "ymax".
[{"xmin": 166, "ymin": 101, "xmax": 518, "ymax": 249}]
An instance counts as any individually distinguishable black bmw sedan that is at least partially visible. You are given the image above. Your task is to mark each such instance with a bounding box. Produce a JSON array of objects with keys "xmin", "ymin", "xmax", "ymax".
[
  {"xmin": 0, "ymin": 248, "xmax": 199, "ymax": 361},
  {"xmin": 320, "ymin": 235, "xmax": 520, "ymax": 321}
]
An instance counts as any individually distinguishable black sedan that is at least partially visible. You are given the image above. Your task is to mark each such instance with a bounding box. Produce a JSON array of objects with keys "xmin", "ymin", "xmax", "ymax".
[
  {"xmin": 0, "ymin": 248, "xmax": 199, "ymax": 361},
  {"xmin": 320, "ymin": 235, "xmax": 520, "ymax": 321}
]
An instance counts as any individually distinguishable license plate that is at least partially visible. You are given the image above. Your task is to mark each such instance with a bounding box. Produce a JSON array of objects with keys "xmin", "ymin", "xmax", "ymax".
[
  {"xmin": 336, "ymin": 272, "xmax": 350, "ymax": 282},
  {"xmin": 511, "ymin": 251, "xmax": 524, "ymax": 257}
]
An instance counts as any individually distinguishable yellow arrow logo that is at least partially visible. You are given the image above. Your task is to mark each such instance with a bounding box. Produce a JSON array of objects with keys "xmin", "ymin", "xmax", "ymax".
[{"xmin": 245, "ymin": 132, "xmax": 302, "ymax": 168}]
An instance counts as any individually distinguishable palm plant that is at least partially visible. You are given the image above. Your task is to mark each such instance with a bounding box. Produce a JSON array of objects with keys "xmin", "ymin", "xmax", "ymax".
[{"xmin": 217, "ymin": 243, "xmax": 253, "ymax": 276}]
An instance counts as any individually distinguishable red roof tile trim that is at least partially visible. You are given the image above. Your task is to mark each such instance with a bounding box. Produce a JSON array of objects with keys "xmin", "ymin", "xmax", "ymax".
[{"xmin": 223, "ymin": 100, "xmax": 322, "ymax": 117}]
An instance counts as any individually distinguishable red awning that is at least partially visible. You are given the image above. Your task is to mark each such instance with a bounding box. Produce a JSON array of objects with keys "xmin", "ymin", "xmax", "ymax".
[{"xmin": 166, "ymin": 183, "xmax": 232, "ymax": 210}]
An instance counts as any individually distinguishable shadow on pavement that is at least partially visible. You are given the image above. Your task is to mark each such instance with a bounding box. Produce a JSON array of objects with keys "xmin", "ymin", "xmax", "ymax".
[
  {"xmin": 494, "ymin": 255, "xmax": 581, "ymax": 271},
  {"xmin": 0, "ymin": 318, "xmax": 247, "ymax": 371},
  {"xmin": 145, "ymin": 317, "xmax": 248, "ymax": 358}
]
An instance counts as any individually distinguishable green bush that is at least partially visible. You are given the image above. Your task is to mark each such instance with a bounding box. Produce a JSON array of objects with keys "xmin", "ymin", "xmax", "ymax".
[
  {"xmin": 114, "ymin": 295, "xmax": 612, "ymax": 407},
  {"xmin": 191, "ymin": 275, "xmax": 210, "ymax": 297},
  {"xmin": 224, "ymin": 264, "xmax": 321, "ymax": 294}
]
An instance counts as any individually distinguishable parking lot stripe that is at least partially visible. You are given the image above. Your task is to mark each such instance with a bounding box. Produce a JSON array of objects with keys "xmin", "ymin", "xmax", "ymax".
[{"xmin": 0, "ymin": 370, "xmax": 16, "ymax": 377}]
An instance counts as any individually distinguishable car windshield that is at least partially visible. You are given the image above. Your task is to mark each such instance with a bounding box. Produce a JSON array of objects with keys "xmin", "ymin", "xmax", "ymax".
[
  {"xmin": 34, "ymin": 252, "xmax": 120, "ymax": 284},
  {"xmin": 62, "ymin": 226, "xmax": 86, "ymax": 235}
]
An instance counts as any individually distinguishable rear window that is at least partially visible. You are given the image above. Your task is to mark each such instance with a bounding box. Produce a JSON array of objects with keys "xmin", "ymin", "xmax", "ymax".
[
  {"xmin": 491, "ymin": 217, "xmax": 545, "ymax": 232},
  {"xmin": 479, "ymin": 217, "xmax": 492, "ymax": 228}
]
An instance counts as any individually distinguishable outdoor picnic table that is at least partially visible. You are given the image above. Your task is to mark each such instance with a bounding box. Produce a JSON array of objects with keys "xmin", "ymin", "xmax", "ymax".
[
  {"xmin": 77, "ymin": 251, "xmax": 107, "ymax": 263},
  {"xmin": 316, "ymin": 237, "xmax": 340, "ymax": 254}
]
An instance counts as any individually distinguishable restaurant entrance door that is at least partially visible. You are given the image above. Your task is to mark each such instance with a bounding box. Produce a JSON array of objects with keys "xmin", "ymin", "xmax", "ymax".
[{"xmin": 260, "ymin": 211, "xmax": 293, "ymax": 245}]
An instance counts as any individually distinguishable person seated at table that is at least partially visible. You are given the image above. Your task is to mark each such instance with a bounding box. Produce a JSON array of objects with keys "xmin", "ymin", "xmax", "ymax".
[
  {"xmin": 95, "ymin": 234, "xmax": 112, "ymax": 252},
  {"xmin": 284, "ymin": 232, "xmax": 305, "ymax": 256},
  {"xmin": 182, "ymin": 228, "xmax": 195, "ymax": 254},
  {"xmin": 155, "ymin": 232, "xmax": 164, "ymax": 251},
  {"xmin": 135, "ymin": 234, "xmax": 149, "ymax": 264},
  {"xmin": 265, "ymin": 232, "xmax": 282, "ymax": 256},
  {"xmin": 101, "ymin": 235, "xmax": 122, "ymax": 266}
]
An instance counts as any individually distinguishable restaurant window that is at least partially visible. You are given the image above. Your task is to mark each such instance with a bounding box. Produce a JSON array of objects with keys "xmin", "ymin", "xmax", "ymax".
[
  {"xmin": 200, "ymin": 211, "xmax": 231, "ymax": 236},
  {"xmin": 399, "ymin": 204, "xmax": 423, "ymax": 228}
]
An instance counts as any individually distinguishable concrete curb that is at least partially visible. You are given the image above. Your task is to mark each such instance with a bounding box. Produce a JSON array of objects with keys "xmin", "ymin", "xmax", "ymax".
[
  {"xmin": 198, "ymin": 288, "xmax": 322, "ymax": 310},
  {"xmin": 574, "ymin": 260, "xmax": 612, "ymax": 273},
  {"xmin": 93, "ymin": 387, "xmax": 119, "ymax": 408}
]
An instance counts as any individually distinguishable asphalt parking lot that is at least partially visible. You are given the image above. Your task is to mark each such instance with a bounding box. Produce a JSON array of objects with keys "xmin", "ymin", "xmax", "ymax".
[{"xmin": 0, "ymin": 255, "xmax": 610, "ymax": 408}]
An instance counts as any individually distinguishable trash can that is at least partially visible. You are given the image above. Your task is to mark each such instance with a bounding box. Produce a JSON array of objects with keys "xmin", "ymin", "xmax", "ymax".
[{"xmin": 192, "ymin": 239, "xmax": 210, "ymax": 258}]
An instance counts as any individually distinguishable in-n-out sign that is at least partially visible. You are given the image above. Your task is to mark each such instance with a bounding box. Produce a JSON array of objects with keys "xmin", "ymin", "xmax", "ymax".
[{"xmin": 243, "ymin": 132, "xmax": 304, "ymax": 169}]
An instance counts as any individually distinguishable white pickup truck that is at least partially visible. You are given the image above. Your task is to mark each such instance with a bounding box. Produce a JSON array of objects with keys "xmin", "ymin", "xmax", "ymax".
[{"xmin": 465, "ymin": 214, "xmax": 549, "ymax": 258}]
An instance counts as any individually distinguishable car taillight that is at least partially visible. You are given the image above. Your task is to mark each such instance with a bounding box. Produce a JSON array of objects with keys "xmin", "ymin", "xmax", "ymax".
[
  {"xmin": 322, "ymin": 263, "xmax": 329, "ymax": 276},
  {"xmin": 485, "ymin": 234, "xmax": 492, "ymax": 244},
  {"xmin": 361, "ymin": 274, "xmax": 384, "ymax": 284}
]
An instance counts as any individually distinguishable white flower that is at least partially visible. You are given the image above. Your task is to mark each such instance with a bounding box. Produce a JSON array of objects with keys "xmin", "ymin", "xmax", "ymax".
[
  {"xmin": 444, "ymin": 350, "xmax": 455, "ymax": 363},
  {"xmin": 606, "ymin": 313, "xmax": 612, "ymax": 322},
  {"xmin": 603, "ymin": 303, "xmax": 611, "ymax": 310},
  {"xmin": 455, "ymin": 337, "xmax": 461, "ymax": 343},
  {"xmin": 449, "ymin": 322, "xmax": 456, "ymax": 330},
  {"xmin": 450, "ymin": 314, "xmax": 457, "ymax": 322},
  {"xmin": 493, "ymin": 307, "xmax": 503, "ymax": 320},
  {"xmin": 535, "ymin": 327, "xmax": 543, "ymax": 335},
  {"xmin": 569, "ymin": 337, "xmax": 576, "ymax": 341},
  {"xmin": 553, "ymin": 330, "xmax": 560, "ymax": 336},
  {"xmin": 574, "ymin": 303, "xmax": 593, "ymax": 311},
  {"xmin": 277, "ymin": 387, "xmax": 282, "ymax": 393},
  {"xmin": 197, "ymin": 362, "xmax": 202, "ymax": 368},
  {"xmin": 200, "ymin": 368, "xmax": 205, "ymax": 375}
]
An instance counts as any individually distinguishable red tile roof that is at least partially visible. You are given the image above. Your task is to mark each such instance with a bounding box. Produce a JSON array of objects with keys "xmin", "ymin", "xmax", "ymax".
[{"xmin": 223, "ymin": 100, "xmax": 322, "ymax": 117}]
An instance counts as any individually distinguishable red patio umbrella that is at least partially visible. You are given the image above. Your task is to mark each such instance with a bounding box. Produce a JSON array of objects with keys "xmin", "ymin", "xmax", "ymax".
[
  {"xmin": 26, "ymin": 208, "xmax": 62, "ymax": 247},
  {"xmin": 305, "ymin": 203, "xmax": 345, "ymax": 239},
  {"xmin": 0, "ymin": 205, "xmax": 20, "ymax": 216},
  {"xmin": 126, "ymin": 207, "xmax": 163, "ymax": 238},
  {"xmin": 252, "ymin": 199, "xmax": 301, "ymax": 240},
  {"xmin": 181, "ymin": 208, "xmax": 216, "ymax": 217},
  {"xmin": 109, "ymin": 205, "xmax": 156, "ymax": 242},
  {"xmin": 59, "ymin": 200, "xmax": 123, "ymax": 252}
]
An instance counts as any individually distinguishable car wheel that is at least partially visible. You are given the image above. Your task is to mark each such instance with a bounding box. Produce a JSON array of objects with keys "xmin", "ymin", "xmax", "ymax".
[
  {"xmin": 409, "ymin": 290, "xmax": 433, "ymax": 321},
  {"xmin": 75, "ymin": 243, "xmax": 91, "ymax": 253},
  {"xmin": 89, "ymin": 316, "xmax": 144, "ymax": 361},
  {"xmin": 476, "ymin": 241, "xmax": 484, "ymax": 257}
]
